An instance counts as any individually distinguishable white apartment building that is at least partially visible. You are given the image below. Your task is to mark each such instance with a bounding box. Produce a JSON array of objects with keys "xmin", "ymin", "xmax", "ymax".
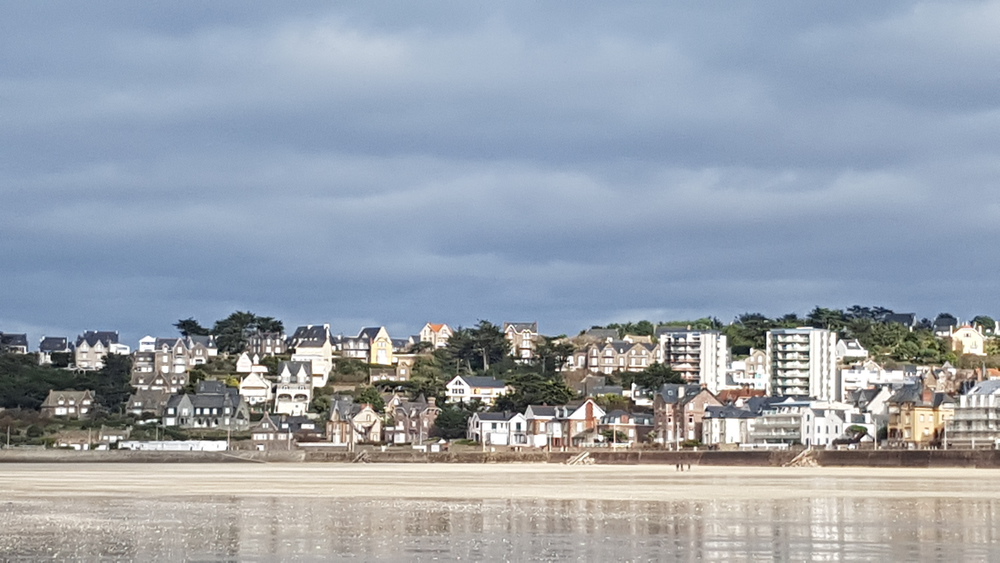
[
  {"xmin": 656, "ymin": 327, "xmax": 728, "ymax": 391},
  {"xmin": 766, "ymin": 328, "xmax": 838, "ymax": 401}
]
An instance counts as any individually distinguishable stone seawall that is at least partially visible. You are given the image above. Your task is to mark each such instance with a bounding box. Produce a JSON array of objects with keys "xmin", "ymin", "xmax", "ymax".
[
  {"xmin": 6, "ymin": 448, "xmax": 1000, "ymax": 467},
  {"xmin": 0, "ymin": 450, "xmax": 306, "ymax": 463},
  {"xmin": 816, "ymin": 449, "xmax": 1000, "ymax": 468},
  {"xmin": 0, "ymin": 448, "xmax": 792, "ymax": 465}
]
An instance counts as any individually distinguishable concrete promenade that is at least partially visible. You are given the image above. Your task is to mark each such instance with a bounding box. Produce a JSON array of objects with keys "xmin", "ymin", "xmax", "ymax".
[{"xmin": 6, "ymin": 448, "xmax": 1000, "ymax": 467}]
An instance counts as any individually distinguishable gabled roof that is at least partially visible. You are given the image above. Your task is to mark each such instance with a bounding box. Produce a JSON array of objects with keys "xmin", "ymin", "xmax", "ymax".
[
  {"xmin": 329, "ymin": 397, "xmax": 369, "ymax": 421},
  {"xmin": 127, "ymin": 388, "xmax": 170, "ymax": 410},
  {"xmin": 76, "ymin": 331, "xmax": 119, "ymax": 348},
  {"xmin": 456, "ymin": 375, "xmax": 507, "ymax": 388},
  {"xmin": 41, "ymin": 389, "xmax": 95, "ymax": 408},
  {"xmin": 887, "ymin": 385, "xmax": 954, "ymax": 408},
  {"xmin": 186, "ymin": 335, "xmax": 216, "ymax": 349},
  {"xmin": 154, "ymin": 337, "xmax": 184, "ymax": 350},
  {"xmin": 475, "ymin": 411, "xmax": 522, "ymax": 422},
  {"xmin": 278, "ymin": 361, "xmax": 312, "ymax": 382},
  {"xmin": 358, "ymin": 327, "xmax": 386, "ymax": 340},
  {"xmin": 525, "ymin": 405, "xmax": 557, "ymax": 417},
  {"xmin": 504, "ymin": 322, "xmax": 538, "ymax": 333},
  {"xmin": 251, "ymin": 412, "xmax": 283, "ymax": 432},
  {"xmin": 849, "ymin": 388, "xmax": 882, "ymax": 408}
]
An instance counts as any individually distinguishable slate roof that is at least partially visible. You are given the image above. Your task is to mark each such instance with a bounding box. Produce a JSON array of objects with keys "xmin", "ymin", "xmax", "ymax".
[
  {"xmin": 504, "ymin": 322, "xmax": 538, "ymax": 333},
  {"xmin": 655, "ymin": 384, "xmax": 703, "ymax": 405},
  {"xmin": 39, "ymin": 336, "xmax": 70, "ymax": 353},
  {"xmin": 526, "ymin": 405, "xmax": 557, "ymax": 417},
  {"xmin": 278, "ymin": 361, "xmax": 313, "ymax": 382},
  {"xmin": 329, "ymin": 397, "xmax": 359, "ymax": 420},
  {"xmin": 167, "ymin": 389, "xmax": 241, "ymax": 411},
  {"xmin": 0, "ymin": 333, "xmax": 29, "ymax": 348},
  {"xmin": 197, "ymin": 380, "xmax": 235, "ymax": 396},
  {"xmin": 967, "ymin": 380, "xmax": 1000, "ymax": 396},
  {"xmin": 290, "ymin": 325, "xmax": 330, "ymax": 347},
  {"xmin": 127, "ymin": 388, "xmax": 171, "ymax": 413},
  {"xmin": 76, "ymin": 331, "xmax": 119, "ymax": 347},
  {"xmin": 41, "ymin": 389, "xmax": 95, "ymax": 408},
  {"xmin": 358, "ymin": 327, "xmax": 384, "ymax": 340},
  {"xmin": 745, "ymin": 396, "xmax": 794, "ymax": 415},
  {"xmin": 887, "ymin": 384, "xmax": 955, "ymax": 407},
  {"xmin": 458, "ymin": 375, "xmax": 507, "ymax": 388},
  {"xmin": 933, "ymin": 314, "xmax": 959, "ymax": 329},
  {"xmin": 884, "ymin": 313, "xmax": 916, "ymax": 326},
  {"xmin": 154, "ymin": 337, "xmax": 183, "ymax": 349},
  {"xmin": 704, "ymin": 405, "xmax": 757, "ymax": 419},
  {"xmin": 187, "ymin": 335, "xmax": 216, "ymax": 348},
  {"xmin": 475, "ymin": 411, "xmax": 520, "ymax": 422},
  {"xmin": 849, "ymin": 388, "xmax": 882, "ymax": 408}
]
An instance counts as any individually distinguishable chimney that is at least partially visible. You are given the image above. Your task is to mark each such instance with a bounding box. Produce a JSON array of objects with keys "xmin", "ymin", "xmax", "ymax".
[
  {"xmin": 428, "ymin": 397, "xmax": 436, "ymax": 406},
  {"xmin": 921, "ymin": 385, "xmax": 933, "ymax": 405}
]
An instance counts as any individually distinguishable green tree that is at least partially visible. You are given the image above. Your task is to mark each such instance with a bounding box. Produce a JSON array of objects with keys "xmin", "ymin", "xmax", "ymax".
[
  {"xmin": 174, "ymin": 317, "xmax": 210, "ymax": 337},
  {"xmin": 807, "ymin": 307, "xmax": 847, "ymax": 332},
  {"xmin": 723, "ymin": 313, "xmax": 777, "ymax": 350},
  {"xmin": 355, "ymin": 386, "xmax": 385, "ymax": 413},
  {"xmin": 0, "ymin": 354, "xmax": 77, "ymax": 409},
  {"xmin": 492, "ymin": 372, "xmax": 575, "ymax": 412},
  {"xmin": 441, "ymin": 320, "xmax": 510, "ymax": 373},
  {"xmin": 972, "ymin": 315, "xmax": 996, "ymax": 332},
  {"xmin": 533, "ymin": 337, "xmax": 575, "ymax": 375},
  {"xmin": 432, "ymin": 404, "xmax": 473, "ymax": 439},
  {"xmin": 211, "ymin": 311, "xmax": 285, "ymax": 354},
  {"xmin": 657, "ymin": 317, "xmax": 723, "ymax": 331},
  {"xmin": 403, "ymin": 356, "xmax": 447, "ymax": 402},
  {"xmin": 82, "ymin": 353, "xmax": 133, "ymax": 412},
  {"xmin": 594, "ymin": 393, "xmax": 630, "ymax": 412},
  {"xmin": 621, "ymin": 362, "xmax": 684, "ymax": 391},
  {"xmin": 601, "ymin": 321, "xmax": 656, "ymax": 338}
]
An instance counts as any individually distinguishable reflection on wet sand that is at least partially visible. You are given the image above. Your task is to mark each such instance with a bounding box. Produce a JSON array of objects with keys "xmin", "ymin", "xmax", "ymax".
[{"xmin": 2, "ymin": 494, "xmax": 999, "ymax": 560}]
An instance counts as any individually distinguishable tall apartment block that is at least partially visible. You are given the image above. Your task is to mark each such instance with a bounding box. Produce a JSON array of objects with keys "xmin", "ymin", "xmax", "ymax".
[
  {"xmin": 765, "ymin": 328, "xmax": 838, "ymax": 401},
  {"xmin": 656, "ymin": 327, "xmax": 728, "ymax": 392}
]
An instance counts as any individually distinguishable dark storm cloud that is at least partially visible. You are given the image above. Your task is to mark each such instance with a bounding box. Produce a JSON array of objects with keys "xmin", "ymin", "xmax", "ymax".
[{"xmin": 2, "ymin": 1, "xmax": 999, "ymax": 343}]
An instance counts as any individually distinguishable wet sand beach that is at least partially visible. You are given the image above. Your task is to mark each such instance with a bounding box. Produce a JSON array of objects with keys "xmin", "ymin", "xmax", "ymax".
[
  {"xmin": 2, "ymin": 464, "xmax": 998, "ymax": 560},
  {"xmin": 1, "ymin": 463, "xmax": 998, "ymax": 501}
]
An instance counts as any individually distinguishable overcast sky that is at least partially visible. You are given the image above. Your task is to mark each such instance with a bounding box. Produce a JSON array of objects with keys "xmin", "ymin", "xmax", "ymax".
[{"xmin": 3, "ymin": 1, "xmax": 999, "ymax": 345}]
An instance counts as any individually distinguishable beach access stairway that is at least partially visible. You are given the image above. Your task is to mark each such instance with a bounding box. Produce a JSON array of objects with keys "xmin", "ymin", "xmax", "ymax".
[{"xmin": 565, "ymin": 451, "xmax": 593, "ymax": 465}]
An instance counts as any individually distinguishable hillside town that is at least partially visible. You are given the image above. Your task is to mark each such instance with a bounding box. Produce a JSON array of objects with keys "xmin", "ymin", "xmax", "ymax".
[{"xmin": 2, "ymin": 307, "xmax": 1000, "ymax": 453}]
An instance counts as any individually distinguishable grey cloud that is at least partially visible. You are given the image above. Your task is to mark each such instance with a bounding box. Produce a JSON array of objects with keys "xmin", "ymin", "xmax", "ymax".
[{"xmin": 2, "ymin": 2, "xmax": 1000, "ymax": 343}]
